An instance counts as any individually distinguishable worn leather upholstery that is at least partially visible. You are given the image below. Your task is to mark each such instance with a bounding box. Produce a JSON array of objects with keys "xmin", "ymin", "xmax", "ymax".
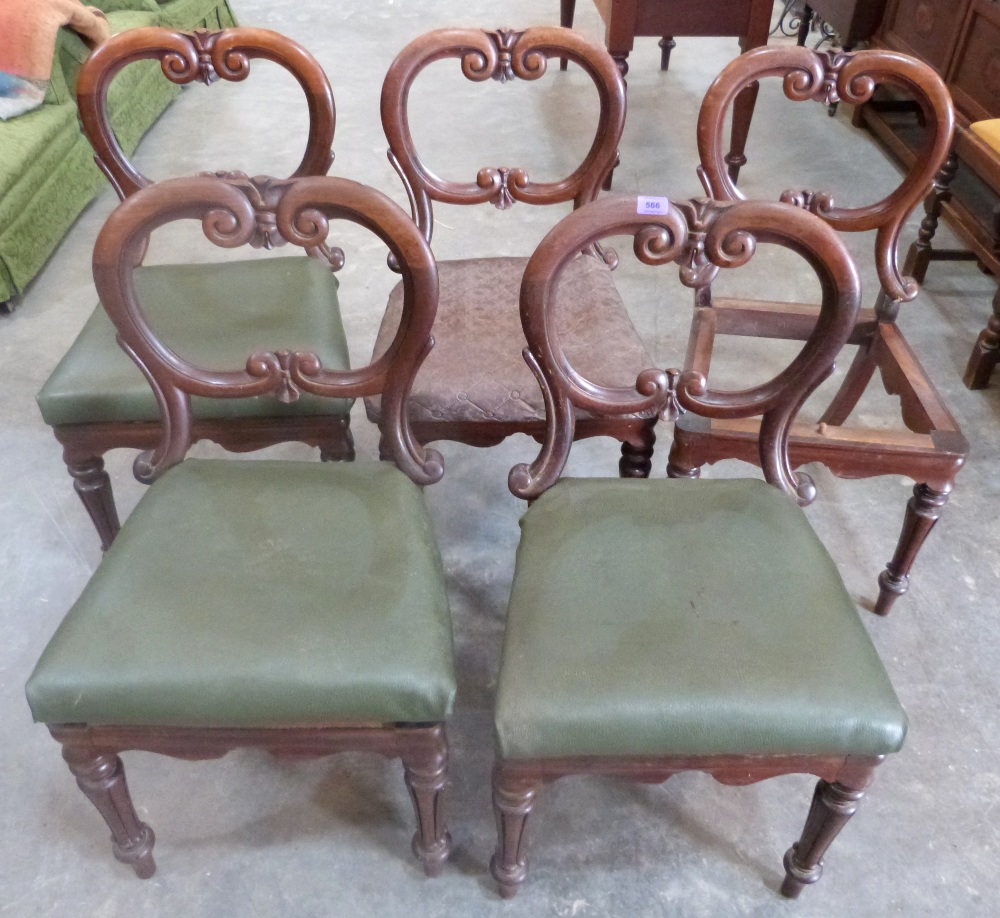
[
  {"xmin": 494, "ymin": 477, "xmax": 907, "ymax": 759},
  {"xmin": 365, "ymin": 253, "xmax": 654, "ymax": 424},
  {"xmin": 37, "ymin": 256, "xmax": 352, "ymax": 425},
  {"xmin": 27, "ymin": 459, "xmax": 456, "ymax": 726}
]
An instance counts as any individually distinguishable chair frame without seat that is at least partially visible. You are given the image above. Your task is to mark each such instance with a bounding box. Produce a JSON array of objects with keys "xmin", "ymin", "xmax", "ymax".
[
  {"xmin": 29, "ymin": 172, "xmax": 452, "ymax": 879},
  {"xmin": 490, "ymin": 193, "xmax": 902, "ymax": 899},
  {"xmin": 666, "ymin": 46, "xmax": 967, "ymax": 615},
  {"xmin": 368, "ymin": 26, "xmax": 658, "ymax": 477},
  {"xmin": 44, "ymin": 27, "xmax": 352, "ymax": 551}
]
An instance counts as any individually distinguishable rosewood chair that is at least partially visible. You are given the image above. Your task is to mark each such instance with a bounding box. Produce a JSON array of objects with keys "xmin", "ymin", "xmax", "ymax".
[
  {"xmin": 666, "ymin": 46, "xmax": 966, "ymax": 615},
  {"xmin": 36, "ymin": 27, "xmax": 352, "ymax": 551},
  {"xmin": 26, "ymin": 171, "xmax": 454, "ymax": 879},
  {"xmin": 365, "ymin": 27, "xmax": 658, "ymax": 477},
  {"xmin": 490, "ymin": 193, "xmax": 907, "ymax": 898}
]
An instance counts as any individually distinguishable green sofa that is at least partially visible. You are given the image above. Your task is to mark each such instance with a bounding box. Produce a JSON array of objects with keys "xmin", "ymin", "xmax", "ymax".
[{"xmin": 0, "ymin": 0, "xmax": 238, "ymax": 311}]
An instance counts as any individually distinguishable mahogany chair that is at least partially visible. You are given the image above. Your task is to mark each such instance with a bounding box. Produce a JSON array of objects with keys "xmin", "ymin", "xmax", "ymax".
[
  {"xmin": 26, "ymin": 171, "xmax": 454, "ymax": 879},
  {"xmin": 490, "ymin": 193, "xmax": 907, "ymax": 898},
  {"xmin": 36, "ymin": 27, "xmax": 352, "ymax": 551},
  {"xmin": 666, "ymin": 46, "xmax": 966, "ymax": 616},
  {"xmin": 364, "ymin": 27, "xmax": 658, "ymax": 477}
]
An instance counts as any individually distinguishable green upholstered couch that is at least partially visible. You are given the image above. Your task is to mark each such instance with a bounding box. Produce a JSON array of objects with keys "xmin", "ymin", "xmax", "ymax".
[{"xmin": 0, "ymin": 0, "xmax": 238, "ymax": 311}]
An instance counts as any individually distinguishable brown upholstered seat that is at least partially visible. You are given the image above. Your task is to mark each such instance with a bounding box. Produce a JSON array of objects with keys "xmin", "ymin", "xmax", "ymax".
[{"xmin": 367, "ymin": 253, "xmax": 653, "ymax": 424}]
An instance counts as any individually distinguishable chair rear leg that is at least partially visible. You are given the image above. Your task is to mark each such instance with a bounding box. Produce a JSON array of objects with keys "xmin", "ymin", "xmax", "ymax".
[
  {"xmin": 319, "ymin": 416, "xmax": 356, "ymax": 462},
  {"xmin": 66, "ymin": 455, "xmax": 120, "ymax": 551},
  {"xmin": 875, "ymin": 482, "xmax": 950, "ymax": 616},
  {"xmin": 400, "ymin": 727, "xmax": 451, "ymax": 877},
  {"xmin": 658, "ymin": 37, "xmax": 676, "ymax": 70},
  {"xmin": 619, "ymin": 420, "xmax": 656, "ymax": 478},
  {"xmin": 559, "ymin": 0, "xmax": 576, "ymax": 71},
  {"xmin": 963, "ymin": 283, "xmax": 1000, "ymax": 390},
  {"xmin": 818, "ymin": 339, "xmax": 879, "ymax": 426},
  {"xmin": 780, "ymin": 773, "xmax": 873, "ymax": 898},
  {"xmin": 60, "ymin": 744, "xmax": 156, "ymax": 878},
  {"xmin": 490, "ymin": 764, "xmax": 541, "ymax": 899},
  {"xmin": 666, "ymin": 428, "xmax": 703, "ymax": 480},
  {"xmin": 903, "ymin": 152, "xmax": 958, "ymax": 286}
]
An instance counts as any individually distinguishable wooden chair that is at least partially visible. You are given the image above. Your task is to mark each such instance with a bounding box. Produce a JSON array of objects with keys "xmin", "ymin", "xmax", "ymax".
[
  {"xmin": 25, "ymin": 171, "xmax": 454, "ymax": 879},
  {"xmin": 902, "ymin": 119, "xmax": 1000, "ymax": 390},
  {"xmin": 364, "ymin": 27, "xmax": 658, "ymax": 477},
  {"xmin": 36, "ymin": 27, "xmax": 352, "ymax": 551},
  {"xmin": 666, "ymin": 46, "xmax": 966, "ymax": 616},
  {"xmin": 490, "ymin": 193, "xmax": 907, "ymax": 899}
]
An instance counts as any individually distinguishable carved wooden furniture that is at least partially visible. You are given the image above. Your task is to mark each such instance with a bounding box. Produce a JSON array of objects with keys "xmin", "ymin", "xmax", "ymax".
[
  {"xmin": 35, "ymin": 27, "xmax": 351, "ymax": 551},
  {"xmin": 489, "ymin": 192, "xmax": 907, "ymax": 898},
  {"xmin": 25, "ymin": 172, "xmax": 455, "ymax": 879},
  {"xmin": 559, "ymin": 0, "xmax": 774, "ymax": 180},
  {"xmin": 795, "ymin": 0, "xmax": 889, "ymax": 49},
  {"xmin": 666, "ymin": 46, "xmax": 965, "ymax": 616},
  {"xmin": 365, "ymin": 27, "xmax": 658, "ymax": 477},
  {"xmin": 855, "ymin": 0, "xmax": 1000, "ymax": 388},
  {"xmin": 960, "ymin": 121, "xmax": 1000, "ymax": 388}
]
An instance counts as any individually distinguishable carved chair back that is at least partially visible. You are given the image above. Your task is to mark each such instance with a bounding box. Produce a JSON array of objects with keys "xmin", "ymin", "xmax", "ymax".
[
  {"xmin": 381, "ymin": 26, "xmax": 625, "ymax": 245},
  {"xmin": 77, "ymin": 27, "xmax": 336, "ymax": 200},
  {"xmin": 510, "ymin": 195, "xmax": 861, "ymax": 502},
  {"xmin": 93, "ymin": 172, "xmax": 442, "ymax": 485},
  {"xmin": 696, "ymin": 46, "xmax": 954, "ymax": 304}
]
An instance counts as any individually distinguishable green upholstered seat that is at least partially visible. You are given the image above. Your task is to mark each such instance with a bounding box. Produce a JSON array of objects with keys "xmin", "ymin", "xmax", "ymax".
[
  {"xmin": 494, "ymin": 477, "xmax": 907, "ymax": 760},
  {"xmin": 26, "ymin": 459, "xmax": 456, "ymax": 727},
  {"xmin": 37, "ymin": 256, "xmax": 352, "ymax": 426}
]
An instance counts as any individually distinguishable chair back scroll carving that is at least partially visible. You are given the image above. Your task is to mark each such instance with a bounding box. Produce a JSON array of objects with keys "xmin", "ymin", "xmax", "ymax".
[
  {"xmin": 696, "ymin": 46, "xmax": 954, "ymax": 303},
  {"xmin": 93, "ymin": 173, "xmax": 442, "ymax": 485},
  {"xmin": 77, "ymin": 27, "xmax": 337, "ymax": 201},
  {"xmin": 381, "ymin": 26, "xmax": 626, "ymax": 245},
  {"xmin": 510, "ymin": 195, "xmax": 861, "ymax": 502}
]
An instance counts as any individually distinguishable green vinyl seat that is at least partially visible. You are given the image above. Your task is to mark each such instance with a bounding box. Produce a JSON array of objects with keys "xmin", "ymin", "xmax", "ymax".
[
  {"xmin": 495, "ymin": 477, "xmax": 907, "ymax": 761},
  {"xmin": 27, "ymin": 459, "xmax": 455, "ymax": 728},
  {"xmin": 37, "ymin": 257, "xmax": 351, "ymax": 426}
]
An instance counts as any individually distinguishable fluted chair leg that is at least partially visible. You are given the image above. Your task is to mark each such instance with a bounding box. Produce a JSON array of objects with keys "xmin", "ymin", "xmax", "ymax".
[{"xmin": 61, "ymin": 746, "xmax": 156, "ymax": 879}]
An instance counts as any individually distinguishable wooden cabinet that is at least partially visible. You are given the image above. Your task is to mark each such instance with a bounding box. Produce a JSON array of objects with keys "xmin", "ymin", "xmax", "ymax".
[{"xmin": 872, "ymin": 0, "xmax": 1000, "ymax": 125}]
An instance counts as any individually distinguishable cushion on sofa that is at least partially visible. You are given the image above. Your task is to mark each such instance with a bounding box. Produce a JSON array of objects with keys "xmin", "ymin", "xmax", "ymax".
[
  {"xmin": 157, "ymin": 0, "xmax": 237, "ymax": 29},
  {"xmin": 0, "ymin": 103, "xmax": 79, "ymax": 203}
]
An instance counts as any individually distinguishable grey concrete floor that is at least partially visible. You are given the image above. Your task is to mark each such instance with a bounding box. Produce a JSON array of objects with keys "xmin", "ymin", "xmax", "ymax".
[{"xmin": 2, "ymin": 1, "xmax": 1000, "ymax": 915}]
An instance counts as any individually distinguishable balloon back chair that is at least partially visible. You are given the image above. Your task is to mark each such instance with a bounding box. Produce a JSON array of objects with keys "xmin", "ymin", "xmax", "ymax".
[
  {"xmin": 666, "ymin": 46, "xmax": 966, "ymax": 615},
  {"xmin": 489, "ymin": 193, "xmax": 907, "ymax": 898},
  {"xmin": 26, "ymin": 172, "xmax": 455, "ymax": 879},
  {"xmin": 365, "ymin": 26, "xmax": 658, "ymax": 477},
  {"xmin": 36, "ymin": 27, "xmax": 353, "ymax": 551}
]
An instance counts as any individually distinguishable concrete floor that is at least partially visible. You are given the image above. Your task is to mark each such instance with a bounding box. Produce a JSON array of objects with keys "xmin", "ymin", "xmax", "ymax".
[{"xmin": 2, "ymin": 1, "xmax": 999, "ymax": 915}]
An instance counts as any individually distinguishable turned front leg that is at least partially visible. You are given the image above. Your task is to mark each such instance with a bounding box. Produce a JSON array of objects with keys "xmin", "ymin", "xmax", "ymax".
[
  {"xmin": 66, "ymin": 455, "xmax": 120, "ymax": 551},
  {"xmin": 781, "ymin": 770, "xmax": 875, "ymax": 898},
  {"xmin": 60, "ymin": 745, "xmax": 156, "ymax": 878},
  {"xmin": 876, "ymin": 482, "xmax": 951, "ymax": 616},
  {"xmin": 400, "ymin": 728, "xmax": 451, "ymax": 877},
  {"xmin": 490, "ymin": 765, "xmax": 541, "ymax": 898}
]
